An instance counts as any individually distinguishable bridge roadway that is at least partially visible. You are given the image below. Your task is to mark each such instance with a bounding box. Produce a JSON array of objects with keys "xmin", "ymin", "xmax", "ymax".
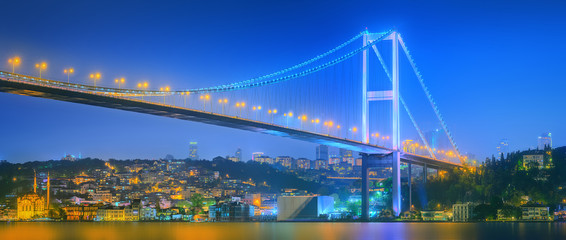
[{"xmin": 0, "ymin": 74, "xmax": 461, "ymax": 169}]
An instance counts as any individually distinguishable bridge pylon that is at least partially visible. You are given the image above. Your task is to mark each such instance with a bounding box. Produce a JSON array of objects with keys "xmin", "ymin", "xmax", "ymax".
[{"xmin": 361, "ymin": 30, "xmax": 402, "ymax": 220}]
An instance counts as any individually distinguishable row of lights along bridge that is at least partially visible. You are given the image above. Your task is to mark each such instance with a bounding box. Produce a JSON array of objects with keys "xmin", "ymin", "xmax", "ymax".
[{"xmin": 5, "ymin": 56, "xmax": 458, "ymax": 160}]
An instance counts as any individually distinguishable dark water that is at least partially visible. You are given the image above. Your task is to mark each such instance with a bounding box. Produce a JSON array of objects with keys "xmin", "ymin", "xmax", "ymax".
[{"xmin": 1, "ymin": 222, "xmax": 566, "ymax": 240}]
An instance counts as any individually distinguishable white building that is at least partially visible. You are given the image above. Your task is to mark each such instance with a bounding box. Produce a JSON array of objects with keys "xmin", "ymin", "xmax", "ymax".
[
  {"xmin": 453, "ymin": 202, "xmax": 476, "ymax": 222},
  {"xmin": 522, "ymin": 206, "xmax": 549, "ymax": 220}
]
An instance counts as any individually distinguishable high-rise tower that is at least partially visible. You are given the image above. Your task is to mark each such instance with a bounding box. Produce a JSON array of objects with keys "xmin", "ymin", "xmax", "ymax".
[
  {"xmin": 33, "ymin": 169, "xmax": 37, "ymax": 194},
  {"xmin": 538, "ymin": 132, "xmax": 552, "ymax": 150},
  {"xmin": 46, "ymin": 172, "xmax": 50, "ymax": 209}
]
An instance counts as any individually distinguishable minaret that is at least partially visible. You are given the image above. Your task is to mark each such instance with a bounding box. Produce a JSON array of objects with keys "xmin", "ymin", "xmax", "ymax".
[
  {"xmin": 46, "ymin": 172, "xmax": 50, "ymax": 209},
  {"xmin": 33, "ymin": 169, "xmax": 37, "ymax": 194}
]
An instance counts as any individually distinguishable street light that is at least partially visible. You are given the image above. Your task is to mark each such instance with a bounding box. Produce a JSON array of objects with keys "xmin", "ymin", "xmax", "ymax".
[
  {"xmin": 63, "ymin": 68, "xmax": 74, "ymax": 83},
  {"xmin": 89, "ymin": 72, "xmax": 101, "ymax": 87},
  {"xmin": 350, "ymin": 127, "xmax": 358, "ymax": 140},
  {"xmin": 183, "ymin": 91, "xmax": 190, "ymax": 108},
  {"xmin": 35, "ymin": 62, "xmax": 47, "ymax": 78},
  {"xmin": 137, "ymin": 82, "xmax": 148, "ymax": 101},
  {"xmin": 200, "ymin": 94, "xmax": 210, "ymax": 111},
  {"xmin": 324, "ymin": 121, "xmax": 333, "ymax": 135},
  {"xmin": 235, "ymin": 102, "xmax": 246, "ymax": 117},
  {"xmin": 299, "ymin": 114, "xmax": 307, "ymax": 129},
  {"xmin": 218, "ymin": 98, "xmax": 228, "ymax": 114},
  {"xmin": 8, "ymin": 57, "xmax": 21, "ymax": 73},
  {"xmin": 252, "ymin": 106, "xmax": 261, "ymax": 120},
  {"xmin": 313, "ymin": 118, "xmax": 320, "ymax": 132},
  {"xmin": 114, "ymin": 77, "xmax": 125, "ymax": 89},
  {"xmin": 268, "ymin": 109, "xmax": 277, "ymax": 123},
  {"xmin": 160, "ymin": 86, "xmax": 170, "ymax": 104}
]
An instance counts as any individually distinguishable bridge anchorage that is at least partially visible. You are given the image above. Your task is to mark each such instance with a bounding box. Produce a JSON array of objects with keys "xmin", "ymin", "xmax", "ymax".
[{"xmin": 0, "ymin": 29, "xmax": 465, "ymax": 219}]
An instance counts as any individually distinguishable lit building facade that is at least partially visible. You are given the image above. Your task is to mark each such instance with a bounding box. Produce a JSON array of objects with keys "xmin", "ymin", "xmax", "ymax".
[
  {"xmin": 523, "ymin": 154, "xmax": 544, "ymax": 169},
  {"xmin": 252, "ymin": 152, "xmax": 264, "ymax": 162},
  {"xmin": 235, "ymin": 148, "xmax": 242, "ymax": 162},
  {"xmin": 189, "ymin": 142, "xmax": 199, "ymax": 160},
  {"xmin": 296, "ymin": 158, "xmax": 311, "ymax": 170},
  {"xmin": 209, "ymin": 201, "xmax": 254, "ymax": 222},
  {"xmin": 538, "ymin": 132, "xmax": 552, "ymax": 150},
  {"xmin": 276, "ymin": 156, "xmax": 294, "ymax": 168},
  {"xmin": 63, "ymin": 206, "xmax": 98, "ymax": 221},
  {"xmin": 453, "ymin": 202, "xmax": 476, "ymax": 222},
  {"xmin": 17, "ymin": 193, "xmax": 45, "ymax": 220}
]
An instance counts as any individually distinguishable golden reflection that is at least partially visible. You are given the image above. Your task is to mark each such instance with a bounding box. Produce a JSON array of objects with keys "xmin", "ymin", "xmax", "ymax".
[{"xmin": 0, "ymin": 222, "xmax": 563, "ymax": 240}]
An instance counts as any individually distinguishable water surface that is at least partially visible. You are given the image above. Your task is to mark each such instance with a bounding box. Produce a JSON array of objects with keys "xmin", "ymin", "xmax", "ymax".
[{"xmin": 1, "ymin": 222, "xmax": 565, "ymax": 240}]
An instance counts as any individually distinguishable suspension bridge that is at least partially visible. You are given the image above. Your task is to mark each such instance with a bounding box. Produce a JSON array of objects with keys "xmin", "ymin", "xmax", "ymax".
[{"xmin": 0, "ymin": 29, "xmax": 467, "ymax": 218}]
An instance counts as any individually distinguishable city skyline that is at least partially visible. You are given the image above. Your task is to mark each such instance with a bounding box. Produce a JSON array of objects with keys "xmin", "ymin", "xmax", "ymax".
[{"xmin": 1, "ymin": 0, "xmax": 566, "ymax": 163}]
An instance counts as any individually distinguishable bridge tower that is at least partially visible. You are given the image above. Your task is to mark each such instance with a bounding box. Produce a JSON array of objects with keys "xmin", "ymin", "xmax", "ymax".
[{"xmin": 361, "ymin": 30, "xmax": 402, "ymax": 220}]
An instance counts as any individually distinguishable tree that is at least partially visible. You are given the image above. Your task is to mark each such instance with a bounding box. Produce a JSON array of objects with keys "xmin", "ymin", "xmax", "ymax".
[{"xmin": 190, "ymin": 193, "xmax": 204, "ymax": 215}]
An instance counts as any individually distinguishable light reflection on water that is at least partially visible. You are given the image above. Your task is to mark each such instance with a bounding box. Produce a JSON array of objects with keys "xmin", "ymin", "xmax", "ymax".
[{"xmin": 1, "ymin": 222, "xmax": 565, "ymax": 240}]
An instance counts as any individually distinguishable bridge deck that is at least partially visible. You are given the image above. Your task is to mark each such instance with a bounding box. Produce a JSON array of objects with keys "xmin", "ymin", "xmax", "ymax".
[{"xmin": 0, "ymin": 76, "xmax": 461, "ymax": 169}]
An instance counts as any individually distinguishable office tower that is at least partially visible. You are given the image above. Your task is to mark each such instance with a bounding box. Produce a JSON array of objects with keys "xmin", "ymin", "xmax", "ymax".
[
  {"xmin": 235, "ymin": 148, "xmax": 242, "ymax": 162},
  {"xmin": 316, "ymin": 145, "xmax": 329, "ymax": 161},
  {"xmin": 189, "ymin": 142, "xmax": 199, "ymax": 160},
  {"xmin": 538, "ymin": 132, "xmax": 552, "ymax": 150}
]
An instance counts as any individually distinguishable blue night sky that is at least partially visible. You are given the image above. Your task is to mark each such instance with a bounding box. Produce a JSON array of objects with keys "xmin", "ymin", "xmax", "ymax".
[{"xmin": 0, "ymin": 0, "xmax": 565, "ymax": 163}]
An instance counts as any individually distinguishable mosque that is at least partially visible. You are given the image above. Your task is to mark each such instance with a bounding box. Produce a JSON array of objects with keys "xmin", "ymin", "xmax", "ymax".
[{"xmin": 17, "ymin": 171, "xmax": 50, "ymax": 220}]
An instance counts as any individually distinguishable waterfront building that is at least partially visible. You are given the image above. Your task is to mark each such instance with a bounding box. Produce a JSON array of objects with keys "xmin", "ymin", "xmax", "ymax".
[
  {"xmin": 554, "ymin": 205, "xmax": 566, "ymax": 221},
  {"xmin": 521, "ymin": 206, "xmax": 550, "ymax": 220},
  {"xmin": 140, "ymin": 206, "xmax": 157, "ymax": 220},
  {"xmin": 96, "ymin": 206, "xmax": 126, "ymax": 221},
  {"xmin": 243, "ymin": 193, "xmax": 262, "ymax": 207},
  {"xmin": 17, "ymin": 172, "xmax": 49, "ymax": 220},
  {"xmin": 95, "ymin": 201, "xmax": 140, "ymax": 221},
  {"xmin": 538, "ymin": 132, "xmax": 552, "ymax": 150},
  {"xmin": 316, "ymin": 145, "xmax": 329, "ymax": 161},
  {"xmin": 17, "ymin": 193, "xmax": 45, "ymax": 220},
  {"xmin": 277, "ymin": 196, "xmax": 334, "ymax": 221},
  {"xmin": 189, "ymin": 142, "xmax": 199, "ymax": 160},
  {"xmin": 63, "ymin": 206, "xmax": 99, "ymax": 221},
  {"xmin": 209, "ymin": 201, "xmax": 254, "ymax": 222},
  {"xmin": 421, "ymin": 210, "xmax": 449, "ymax": 221},
  {"xmin": 452, "ymin": 202, "xmax": 476, "ymax": 222}
]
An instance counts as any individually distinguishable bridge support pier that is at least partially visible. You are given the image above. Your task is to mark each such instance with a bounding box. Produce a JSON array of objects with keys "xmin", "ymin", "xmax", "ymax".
[
  {"xmin": 361, "ymin": 152, "xmax": 401, "ymax": 220},
  {"xmin": 392, "ymin": 151, "xmax": 401, "ymax": 217},
  {"xmin": 361, "ymin": 153, "xmax": 370, "ymax": 221},
  {"xmin": 423, "ymin": 163, "xmax": 428, "ymax": 184},
  {"xmin": 408, "ymin": 162, "xmax": 412, "ymax": 212}
]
